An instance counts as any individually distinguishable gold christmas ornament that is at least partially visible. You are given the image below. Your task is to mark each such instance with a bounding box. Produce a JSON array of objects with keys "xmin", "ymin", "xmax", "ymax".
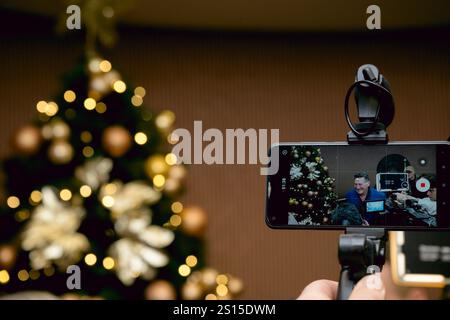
[
  {"xmin": 48, "ymin": 140, "xmax": 74, "ymax": 164},
  {"xmin": 0, "ymin": 245, "xmax": 17, "ymax": 270},
  {"xmin": 145, "ymin": 280, "xmax": 177, "ymax": 300},
  {"xmin": 180, "ymin": 206, "xmax": 207, "ymax": 237},
  {"xmin": 21, "ymin": 187, "xmax": 90, "ymax": 270},
  {"xmin": 145, "ymin": 155, "xmax": 169, "ymax": 178},
  {"xmin": 102, "ymin": 125, "xmax": 132, "ymax": 157},
  {"xmin": 12, "ymin": 125, "xmax": 42, "ymax": 155}
]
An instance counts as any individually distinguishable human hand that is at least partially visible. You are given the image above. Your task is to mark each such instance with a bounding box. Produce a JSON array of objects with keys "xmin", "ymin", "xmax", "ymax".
[{"xmin": 297, "ymin": 275, "xmax": 385, "ymax": 300}]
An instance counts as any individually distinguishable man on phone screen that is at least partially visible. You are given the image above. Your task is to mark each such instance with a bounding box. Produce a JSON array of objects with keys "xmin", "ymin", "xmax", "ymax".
[{"xmin": 345, "ymin": 172, "xmax": 386, "ymax": 225}]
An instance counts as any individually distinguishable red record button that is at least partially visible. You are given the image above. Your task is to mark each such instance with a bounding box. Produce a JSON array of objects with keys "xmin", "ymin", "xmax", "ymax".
[{"xmin": 416, "ymin": 177, "xmax": 430, "ymax": 193}]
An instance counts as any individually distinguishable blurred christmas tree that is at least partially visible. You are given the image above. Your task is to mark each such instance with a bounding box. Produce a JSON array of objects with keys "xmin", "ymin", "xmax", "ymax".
[
  {"xmin": 0, "ymin": 2, "xmax": 241, "ymax": 300},
  {"xmin": 288, "ymin": 146, "xmax": 338, "ymax": 225}
]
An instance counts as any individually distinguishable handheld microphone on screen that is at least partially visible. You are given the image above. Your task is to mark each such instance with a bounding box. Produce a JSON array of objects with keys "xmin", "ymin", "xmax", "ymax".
[{"xmin": 345, "ymin": 64, "xmax": 395, "ymax": 144}]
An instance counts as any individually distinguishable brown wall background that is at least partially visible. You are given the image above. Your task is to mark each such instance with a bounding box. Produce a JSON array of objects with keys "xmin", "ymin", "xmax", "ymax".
[{"xmin": 1, "ymin": 24, "xmax": 450, "ymax": 299}]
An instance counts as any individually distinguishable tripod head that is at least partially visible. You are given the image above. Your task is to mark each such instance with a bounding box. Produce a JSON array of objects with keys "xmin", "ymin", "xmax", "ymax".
[
  {"xmin": 337, "ymin": 64, "xmax": 392, "ymax": 299},
  {"xmin": 345, "ymin": 64, "xmax": 395, "ymax": 144},
  {"xmin": 337, "ymin": 228, "xmax": 387, "ymax": 299}
]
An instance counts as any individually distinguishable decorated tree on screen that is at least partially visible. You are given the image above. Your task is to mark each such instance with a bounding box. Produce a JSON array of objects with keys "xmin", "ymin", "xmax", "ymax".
[{"xmin": 288, "ymin": 146, "xmax": 338, "ymax": 225}]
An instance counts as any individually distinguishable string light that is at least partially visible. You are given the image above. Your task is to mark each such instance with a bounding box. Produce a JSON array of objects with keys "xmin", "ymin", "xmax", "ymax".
[
  {"xmin": 168, "ymin": 132, "xmax": 179, "ymax": 144},
  {"xmin": 80, "ymin": 185, "xmax": 92, "ymax": 198},
  {"xmin": 46, "ymin": 102, "xmax": 58, "ymax": 116},
  {"xmin": 186, "ymin": 255, "xmax": 198, "ymax": 267},
  {"xmin": 95, "ymin": 102, "xmax": 107, "ymax": 114},
  {"xmin": 134, "ymin": 86, "xmax": 146, "ymax": 97},
  {"xmin": 29, "ymin": 270, "xmax": 40, "ymax": 280},
  {"xmin": 178, "ymin": 264, "xmax": 191, "ymax": 277},
  {"xmin": 84, "ymin": 98, "xmax": 96, "ymax": 110},
  {"xmin": 103, "ymin": 257, "xmax": 115, "ymax": 270},
  {"xmin": 171, "ymin": 201, "xmax": 183, "ymax": 213},
  {"xmin": 134, "ymin": 132, "xmax": 148, "ymax": 145},
  {"xmin": 43, "ymin": 266, "xmax": 55, "ymax": 277},
  {"xmin": 64, "ymin": 90, "xmax": 76, "ymax": 102},
  {"xmin": 88, "ymin": 58, "xmax": 101, "ymax": 73},
  {"xmin": 216, "ymin": 284, "xmax": 228, "ymax": 297},
  {"xmin": 36, "ymin": 101, "xmax": 48, "ymax": 113},
  {"xmin": 83, "ymin": 146, "xmax": 94, "ymax": 158},
  {"xmin": 15, "ymin": 209, "xmax": 30, "ymax": 222},
  {"xmin": 102, "ymin": 196, "xmax": 115, "ymax": 208},
  {"xmin": 0, "ymin": 270, "xmax": 10, "ymax": 284},
  {"xmin": 169, "ymin": 215, "xmax": 182, "ymax": 227},
  {"xmin": 155, "ymin": 110, "xmax": 175, "ymax": 129},
  {"xmin": 216, "ymin": 274, "xmax": 228, "ymax": 285},
  {"xmin": 18, "ymin": 270, "xmax": 29, "ymax": 281},
  {"xmin": 104, "ymin": 183, "xmax": 118, "ymax": 195},
  {"xmin": 30, "ymin": 190, "xmax": 42, "ymax": 204},
  {"xmin": 7, "ymin": 196, "xmax": 20, "ymax": 209},
  {"xmin": 113, "ymin": 80, "xmax": 126, "ymax": 93},
  {"xmin": 153, "ymin": 174, "xmax": 165, "ymax": 188},
  {"xmin": 59, "ymin": 189, "xmax": 72, "ymax": 201},
  {"xmin": 165, "ymin": 153, "xmax": 177, "ymax": 166},
  {"xmin": 99, "ymin": 60, "xmax": 112, "ymax": 73},
  {"xmin": 131, "ymin": 95, "xmax": 143, "ymax": 107},
  {"xmin": 205, "ymin": 294, "xmax": 218, "ymax": 300},
  {"xmin": 80, "ymin": 131, "xmax": 92, "ymax": 143},
  {"xmin": 84, "ymin": 253, "xmax": 97, "ymax": 266}
]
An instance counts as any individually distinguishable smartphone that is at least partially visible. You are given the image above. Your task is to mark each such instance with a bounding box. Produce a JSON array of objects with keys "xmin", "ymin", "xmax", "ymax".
[
  {"xmin": 265, "ymin": 141, "xmax": 450, "ymax": 230},
  {"xmin": 390, "ymin": 231, "xmax": 450, "ymax": 288}
]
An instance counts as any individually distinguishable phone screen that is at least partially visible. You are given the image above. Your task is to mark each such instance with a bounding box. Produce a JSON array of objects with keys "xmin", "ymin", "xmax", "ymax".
[{"xmin": 266, "ymin": 142, "xmax": 450, "ymax": 230}]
